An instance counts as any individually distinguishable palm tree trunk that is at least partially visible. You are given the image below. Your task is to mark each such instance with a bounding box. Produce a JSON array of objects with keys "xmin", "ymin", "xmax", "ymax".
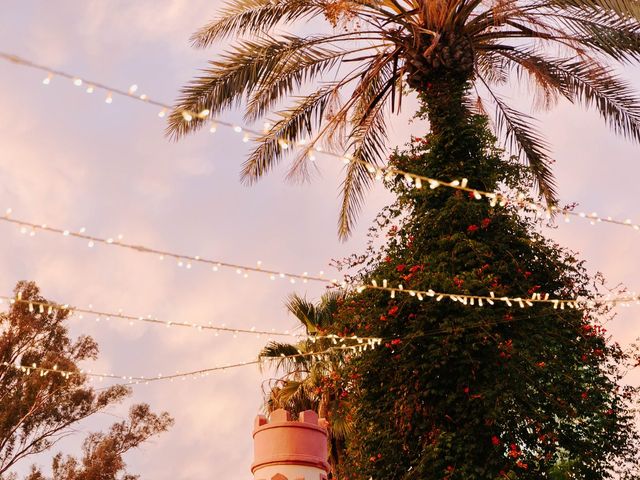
[{"xmin": 410, "ymin": 74, "xmax": 501, "ymax": 207}]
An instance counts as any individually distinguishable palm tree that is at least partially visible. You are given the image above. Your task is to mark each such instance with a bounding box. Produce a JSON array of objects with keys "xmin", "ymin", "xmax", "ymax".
[
  {"xmin": 260, "ymin": 291, "xmax": 351, "ymax": 477},
  {"xmin": 167, "ymin": 0, "xmax": 640, "ymax": 238}
]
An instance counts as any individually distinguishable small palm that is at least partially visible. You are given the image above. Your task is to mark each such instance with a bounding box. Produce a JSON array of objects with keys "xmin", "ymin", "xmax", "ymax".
[{"xmin": 260, "ymin": 292, "xmax": 350, "ymax": 474}]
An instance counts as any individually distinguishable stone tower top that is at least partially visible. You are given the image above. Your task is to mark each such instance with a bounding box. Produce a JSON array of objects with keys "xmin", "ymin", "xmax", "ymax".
[{"xmin": 252, "ymin": 409, "xmax": 329, "ymax": 480}]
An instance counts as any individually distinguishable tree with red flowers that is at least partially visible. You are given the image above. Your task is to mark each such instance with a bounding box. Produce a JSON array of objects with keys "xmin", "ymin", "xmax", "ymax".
[{"xmin": 326, "ymin": 116, "xmax": 640, "ymax": 479}]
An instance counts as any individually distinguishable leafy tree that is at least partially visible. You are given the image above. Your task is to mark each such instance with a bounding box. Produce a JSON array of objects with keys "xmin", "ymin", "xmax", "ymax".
[
  {"xmin": 0, "ymin": 281, "xmax": 173, "ymax": 479},
  {"xmin": 260, "ymin": 292, "xmax": 352, "ymax": 477},
  {"xmin": 325, "ymin": 116, "xmax": 640, "ymax": 478},
  {"xmin": 168, "ymin": 0, "xmax": 640, "ymax": 238}
]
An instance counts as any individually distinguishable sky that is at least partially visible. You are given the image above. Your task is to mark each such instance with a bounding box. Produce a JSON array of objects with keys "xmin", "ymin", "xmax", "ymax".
[{"xmin": 0, "ymin": 1, "xmax": 638, "ymax": 479}]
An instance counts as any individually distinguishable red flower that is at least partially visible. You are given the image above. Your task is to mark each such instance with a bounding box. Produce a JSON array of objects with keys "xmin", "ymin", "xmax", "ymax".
[
  {"xmin": 379, "ymin": 314, "xmax": 387, "ymax": 322},
  {"xmin": 384, "ymin": 256, "xmax": 392, "ymax": 263},
  {"xmin": 391, "ymin": 339, "xmax": 402, "ymax": 345},
  {"xmin": 581, "ymin": 391, "xmax": 589, "ymax": 400},
  {"xmin": 467, "ymin": 224, "xmax": 479, "ymax": 232},
  {"xmin": 491, "ymin": 435, "xmax": 500, "ymax": 446},
  {"xmin": 527, "ymin": 285, "xmax": 541, "ymax": 295},
  {"xmin": 481, "ymin": 218, "xmax": 492, "ymax": 229},
  {"xmin": 396, "ymin": 264, "xmax": 406, "ymax": 272},
  {"xmin": 409, "ymin": 265, "xmax": 423, "ymax": 273},
  {"xmin": 508, "ymin": 444, "xmax": 521, "ymax": 458},
  {"xmin": 388, "ymin": 306, "xmax": 399, "ymax": 316}
]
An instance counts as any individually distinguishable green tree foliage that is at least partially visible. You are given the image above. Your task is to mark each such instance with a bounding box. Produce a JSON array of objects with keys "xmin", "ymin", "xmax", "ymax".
[
  {"xmin": 0, "ymin": 282, "xmax": 173, "ymax": 480},
  {"xmin": 168, "ymin": 0, "xmax": 640, "ymax": 238},
  {"xmin": 325, "ymin": 113, "xmax": 640, "ymax": 479}
]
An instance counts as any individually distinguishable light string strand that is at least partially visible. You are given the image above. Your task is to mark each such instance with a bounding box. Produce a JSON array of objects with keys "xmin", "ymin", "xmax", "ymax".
[
  {"xmin": 0, "ymin": 212, "xmax": 339, "ymax": 286},
  {"xmin": 352, "ymin": 161, "xmax": 640, "ymax": 233},
  {"xmin": 2, "ymin": 294, "xmax": 382, "ymax": 342},
  {"xmin": 0, "ymin": 52, "xmax": 244, "ymax": 133},
  {"xmin": 1, "ymin": 52, "xmax": 637, "ymax": 233},
  {"xmin": 359, "ymin": 282, "xmax": 640, "ymax": 309},
  {"xmin": 2, "ymin": 212, "xmax": 639, "ymax": 310},
  {"xmin": 1, "ymin": 343, "xmax": 382, "ymax": 384}
]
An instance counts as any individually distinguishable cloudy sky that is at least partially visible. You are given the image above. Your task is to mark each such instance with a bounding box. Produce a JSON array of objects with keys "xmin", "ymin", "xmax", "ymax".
[{"xmin": 0, "ymin": 1, "xmax": 638, "ymax": 479}]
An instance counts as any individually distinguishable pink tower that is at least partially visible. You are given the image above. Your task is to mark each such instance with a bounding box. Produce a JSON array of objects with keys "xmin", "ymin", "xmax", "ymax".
[{"xmin": 252, "ymin": 409, "xmax": 330, "ymax": 480}]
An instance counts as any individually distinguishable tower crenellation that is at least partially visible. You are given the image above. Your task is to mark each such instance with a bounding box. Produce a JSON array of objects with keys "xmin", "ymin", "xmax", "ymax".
[{"xmin": 252, "ymin": 409, "xmax": 329, "ymax": 480}]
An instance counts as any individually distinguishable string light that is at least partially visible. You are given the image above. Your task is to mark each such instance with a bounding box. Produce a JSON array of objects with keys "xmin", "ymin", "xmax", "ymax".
[
  {"xmin": 353, "ymin": 160, "xmax": 640, "ymax": 233},
  {"xmin": 0, "ymin": 212, "xmax": 337, "ymax": 286},
  {"xmin": 1, "ymin": 343, "xmax": 382, "ymax": 385},
  {"xmin": 360, "ymin": 282, "xmax": 640, "ymax": 309},
  {"xmin": 3, "ymin": 210, "xmax": 638, "ymax": 309},
  {"xmin": 1, "ymin": 51, "xmax": 636, "ymax": 233},
  {"xmin": 0, "ymin": 294, "xmax": 382, "ymax": 345}
]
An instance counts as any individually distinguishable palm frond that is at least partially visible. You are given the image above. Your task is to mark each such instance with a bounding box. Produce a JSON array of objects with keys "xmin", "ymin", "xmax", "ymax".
[
  {"xmin": 167, "ymin": 35, "xmax": 347, "ymax": 139},
  {"xmin": 241, "ymin": 83, "xmax": 340, "ymax": 183},
  {"xmin": 285, "ymin": 294, "xmax": 319, "ymax": 334},
  {"xmin": 245, "ymin": 42, "xmax": 351, "ymax": 122},
  {"xmin": 259, "ymin": 341, "xmax": 310, "ymax": 374},
  {"xmin": 338, "ymin": 59, "xmax": 396, "ymax": 240},
  {"xmin": 497, "ymin": 49, "xmax": 640, "ymax": 143},
  {"xmin": 269, "ymin": 380, "xmax": 319, "ymax": 413},
  {"xmin": 548, "ymin": 11, "xmax": 640, "ymax": 62},
  {"xmin": 190, "ymin": 0, "xmax": 324, "ymax": 47},
  {"xmin": 549, "ymin": 0, "xmax": 640, "ymax": 20},
  {"xmin": 478, "ymin": 77, "xmax": 558, "ymax": 205}
]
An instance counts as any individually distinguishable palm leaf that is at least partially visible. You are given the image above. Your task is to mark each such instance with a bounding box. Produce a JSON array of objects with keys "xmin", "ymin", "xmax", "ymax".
[
  {"xmin": 548, "ymin": 11, "xmax": 640, "ymax": 62},
  {"xmin": 497, "ymin": 49, "xmax": 640, "ymax": 143},
  {"xmin": 338, "ymin": 59, "xmax": 396, "ymax": 239},
  {"xmin": 190, "ymin": 0, "xmax": 324, "ymax": 47},
  {"xmin": 478, "ymin": 76, "xmax": 558, "ymax": 205},
  {"xmin": 259, "ymin": 342, "xmax": 310, "ymax": 374},
  {"xmin": 241, "ymin": 83, "xmax": 341, "ymax": 182},
  {"xmin": 549, "ymin": 0, "xmax": 640, "ymax": 20},
  {"xmin": 167, "ymin": 35, "xmax": 346, "ymax": 139},
  {"xmin": 285, "ymin": 294, "xmax": 319, "ymax": 334}
]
